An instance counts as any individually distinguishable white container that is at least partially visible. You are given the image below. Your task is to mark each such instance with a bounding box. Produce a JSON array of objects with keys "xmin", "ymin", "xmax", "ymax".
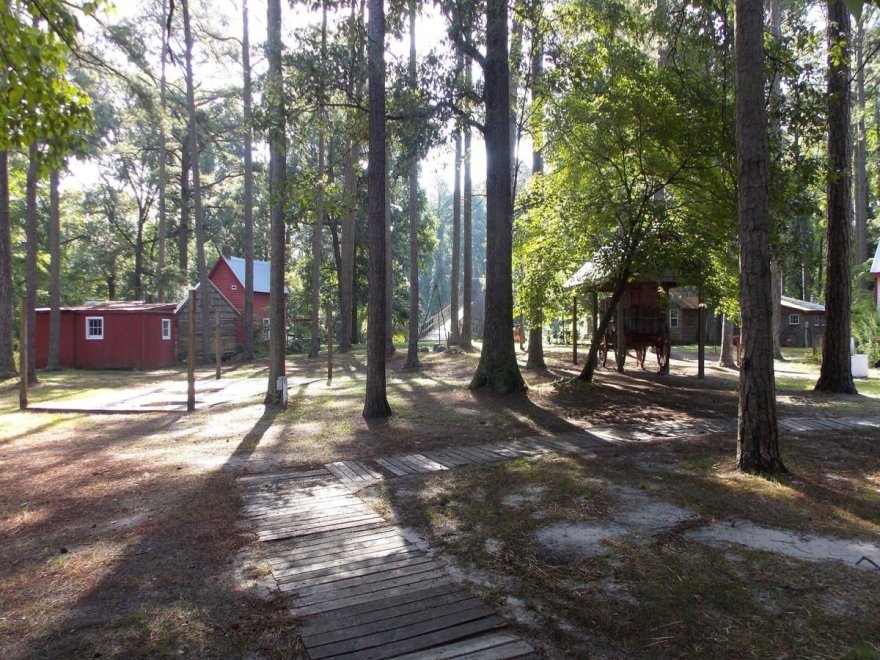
[{"xmin": 851, "ymin": 354, "xmax": 870, "ymax": 378}]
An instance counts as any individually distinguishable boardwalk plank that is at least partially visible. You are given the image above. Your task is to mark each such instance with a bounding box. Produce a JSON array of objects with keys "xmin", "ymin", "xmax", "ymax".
[
  {"xmin": 302, "ymin": 596, "xmax": 489, "ymax": 646},
  {"xmin": 324, "ymin": 616, "xmax": 506, "ymax": 660},
  {"xmin": 299, "ymin": 585, "xmax": 466, "ymax": 636},
  {"xmin": 376, "ymin": 458, "xmax": 411, "ymax": 477},
  {"xmin": 273, "ymin": 548, "xmax": 420, "ymax": 580},
  {"xmin": 290, "ymin": 559, "xmax": 443, "ymax": 597},
  {"xmin": 303, "ymin": 599, "xmax": 492, "ymax": 649},
  {"xmin": 391, "ymin": 633, "xmax": 531, "ymax": 660},
  {"xmin": 287, "ymin": 565, "xmax": 447, "ymax": 600},
  {"xmin": 293, "ymin": 576, "xmax": 457, "ymax": 617},
  {"xmin": 307, "ymin": 605, "xmax": 499, "ymax": 659},
  {"xmin": 277, "ymin": 554, "xmax": 435, "ymax": 589}
]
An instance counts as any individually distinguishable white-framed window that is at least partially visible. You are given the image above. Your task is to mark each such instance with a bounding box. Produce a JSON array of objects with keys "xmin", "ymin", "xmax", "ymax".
[
  {"xmin": 231, "ymin": 284, "xmax": 237, "ymax": 291},
  {"xmin": 262, "ymin": 318, "xmax": 270, "ymax": 341},
  {"xmin": 85, "ymin": 316, "xmax": 104, "ymax": 340},
  {"xmin": 788, "ymin": 314, "xmax": 800, "ymax": 326},
  {"xmin": 161, "ymin": 318, "xmax": 171, "ymax": 340},
  {"xmin": 669, "ymin": 308, "xmax": 679, "ymax": 329}
]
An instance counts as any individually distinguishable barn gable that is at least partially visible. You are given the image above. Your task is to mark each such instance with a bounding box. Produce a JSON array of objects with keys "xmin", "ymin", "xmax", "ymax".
[{"xmin": 176, "ymin": 280, "xmax": 241, "ymax": 361}]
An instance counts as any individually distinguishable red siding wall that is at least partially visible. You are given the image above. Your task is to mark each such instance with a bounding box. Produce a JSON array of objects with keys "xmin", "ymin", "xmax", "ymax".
[
  {"xmin": 209, "ymin": 260, "xmax": 245, "ymax": 310},
  {"xmin": 35, "ymin": 310, "xmax": 175, "ymax": 370},
  {"xmin": 35, "ymin": 311, "xmax": 76, "ymax": 369},
  {"xmin": 208, "ymin": 260, "xmax": 272, "ymax": 342}
]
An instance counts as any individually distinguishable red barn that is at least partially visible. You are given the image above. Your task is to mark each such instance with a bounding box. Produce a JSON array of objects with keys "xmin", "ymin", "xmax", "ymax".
[
  {"xmin": 208, "ymin": 248, "xmax": 284, "ymax": 343},
  {"xmin": 35, "ymin": 301, "xmax": 177, "ymax": 370}
]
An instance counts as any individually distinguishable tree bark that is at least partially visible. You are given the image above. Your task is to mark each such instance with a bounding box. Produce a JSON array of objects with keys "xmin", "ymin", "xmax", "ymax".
[
  {"xmin": 815, "ymin": 0, "xmax": 857, "ymax": 394},
  {"xmin": 310, "ymin": 3, "xmax": 328, "ymax": 360},
  {"xmin": 384, "ymin": 156, "xmax": 395, "ymax": 356},
  {"xmin": 178, "ymin": 138, "xmax": 190, "ymax": 274},
  {"xmin": 182, "ymin": 0, "xmax": 211, "ymax": 361},
  {"xmin": 718, "ymin": 314, "xmax": 737, "ymax": 368},
  {"xmin": 404, "ymin": 0, "xmax": 420, "ymax": 370},
  {"xmin": 854, "ymin": 14, "xmax": 868, "ymax": 267},
  {"xmin": 364, "ymin": 0, "xmax": 392, "ymax": 418},
  {"xmin": 769, "ymin": 0, "xmax": 784, "ymax": 361},
  {"xmin": 156, "ymin": 0, "xmax": 169, "ymax": 302},
  {"xmin": 339, "ymin": 140, "xmax": 356, "ymax": 352},
  {"xmin": 461, "ymin": 81, "xmax": 474, "ymax": 350},
  {"xmin": 450, "ymin": 125, "xmax": 462, "ymax": 345},
  {"xmin": 525, "ymin": 40, "xmax": 545, "ymax": 371},
  {"xmin": 242, "ymin": 0, "xmax": 255, "ymax": 360},
  {"xmin": 25, "ymin": 143, "xmax": 39, "ymax": 384},
  {"xmin": 0, "ymin": 151, "xmax": 14, "ymax": 379},
  {"xmin": 735, "ymin": 0, "xmax": 784, "ymax": 473},
  {"xmin": 469, "ymin": 0, "xmax": 526, "ymax": 394},
  {"xmin": 46, "ymin": 169, "xmax": 61, "ymax": 371},
  {"xmin": 266, "ymin": 0, "xmax": 288, "ymax": 404}
]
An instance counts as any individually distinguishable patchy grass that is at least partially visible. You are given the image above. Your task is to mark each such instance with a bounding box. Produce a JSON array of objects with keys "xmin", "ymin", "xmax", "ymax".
[{"xmin": 380, "ymin": 432, "xmax": 880, "ymax": 658}]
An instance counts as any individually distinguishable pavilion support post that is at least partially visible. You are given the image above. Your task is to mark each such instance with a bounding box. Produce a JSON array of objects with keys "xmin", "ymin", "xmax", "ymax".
[
  {"xmin": 697, "ymin": 288, "xmax": 705, "ymax": 379},
  {"xmin": 591, "ymin": 290, "xmax": 598, "ymax": 335},
  {"xmin": 19, "ymin": 297, "xmax": 27, "ymax": 410},
  {"xmin": 187, "ymin": 289, "xmax": 196, "ymax": 411},
  {"xmin": 327, "ymin": 304, "xmax": 333, "ymax": 383},
  {"xmin": 572, "ymin": 295, "xmax": 578, "ymax": 365},
  {"xmin": 215, "ymin": 309, "xmax": 221, "ymax": 380},
  {"xmin": 615, "ymin": 294, "xmax": 626, "ymax": 373}
]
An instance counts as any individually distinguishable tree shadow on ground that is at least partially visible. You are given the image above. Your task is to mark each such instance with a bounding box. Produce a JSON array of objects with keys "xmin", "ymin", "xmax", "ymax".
[{"xmin": 4, "ymin": 404, "xmax": 305, "ymax": 659}]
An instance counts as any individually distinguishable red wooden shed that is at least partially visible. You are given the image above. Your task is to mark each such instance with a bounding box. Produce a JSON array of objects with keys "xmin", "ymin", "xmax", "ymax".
[
  {"xmin": 35, "ymin": 301, "xmax": 178, "ymax": 370},
  {"xmin": 208, "ymin": 247, "xmax": 286, "ymax": 343}
]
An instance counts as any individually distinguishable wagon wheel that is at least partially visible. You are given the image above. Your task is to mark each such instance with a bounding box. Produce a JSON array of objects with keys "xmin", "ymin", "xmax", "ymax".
[{"xmin": 656, "ymin": 335, "xmax": 671, "ymax": 374}]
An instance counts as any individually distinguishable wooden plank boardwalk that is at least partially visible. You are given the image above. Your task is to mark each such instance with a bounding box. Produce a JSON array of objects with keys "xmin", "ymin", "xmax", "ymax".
[
  {"xmin": 239, "ymin": 469, "xmax": 536, "ymax": 659},
  {"xmin": 238, "ymin": 414, "xmax": 879, "ymax": 657}
]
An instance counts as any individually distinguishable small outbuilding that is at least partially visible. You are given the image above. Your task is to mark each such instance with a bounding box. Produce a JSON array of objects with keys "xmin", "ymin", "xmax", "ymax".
[
  {"xmin": 208, "ymin": 247, "xmax": 283, "ymax": 343},
  {"xmin": 175, "ymin": 280, "xmax": 241, "ymax": 361},
  {"xmin": 779, "ymin": 296, "xmax": 825, "ymax": 348},
  {"xmin": 34, "ymin": 301, "xmax": 178, "ymax": 370}
]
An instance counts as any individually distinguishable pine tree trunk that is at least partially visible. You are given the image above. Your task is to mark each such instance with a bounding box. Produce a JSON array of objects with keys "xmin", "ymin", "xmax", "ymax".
[
  {"xmin": 718, "ymin": 314, "xmax": 737, "ymax": 368},
  {"xmin": 450, "ymin": 125, "xmax": 462, "ymax": 345},
  {"xmin": 769, "ymin": 0, "xmax": 784, "ymax": 361},
  {"xmin": 242, "ymin": 0, "xmax": 255, "ymax": 360},
  {"xmin": 156, "ymin": 0, "xmax": 169, "ymax": 302},
  {"xmin": 310, "ymin": 4, "xmax": 327, "ymax": 360},
  {"xmin": 771, "ymin": 261, "xmax": 783, "ymax": 360},
  {"xmin": 469, "ymin": 0, "xmax": 526, "ymax": 394},
  {"xmin": 25, "ymin": 143, "xmax": 38, "ymax": 384},
  {"xmin": 816, "ymin": 0, "xmax": 857, "ymax": 394},
  {"xmin": 182, "ymin": 0, "xmax": 211, "ymax": 362},
  {"xmin": 461, "ymin": 113, "xmax": 474, "ymax": 351},
  {"xmin": 364, "ymin": 0, "xmax": 392, "ymax": 418},
  {"xmin": 525, "ymin": 39, "xmax": 545, "ymax": 371},
  {"xmin": 854, "ymin": 15, "xmax": 868, "ymax": 267},
  {"xmin": 404, "ymin": 0, "xmax": 420, "ymax": 370},
  {"xmin": 339, "ymin": 140, "xmax": 356, "ymax": 353},
  {"xmin": 735, "ymin": 0, "xmax": 784, "ymax": 473},
  {"xmin": 179, "ymin": 139, "xmax": 190, "ymax": 274},
  {"xmin": 384, "ymin": 157, "xmax": 395, "ymax": 356},
  {"xmin": 46, "ymin": 169, "xmax": 61, "ymax": 371},
  {"xmin": 0, "ymin": 151, "xmax": 14, "ymax": 379},
  {"xmin": 266, "ymin": 0, "xmax": 288, "ymax": 404}
]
